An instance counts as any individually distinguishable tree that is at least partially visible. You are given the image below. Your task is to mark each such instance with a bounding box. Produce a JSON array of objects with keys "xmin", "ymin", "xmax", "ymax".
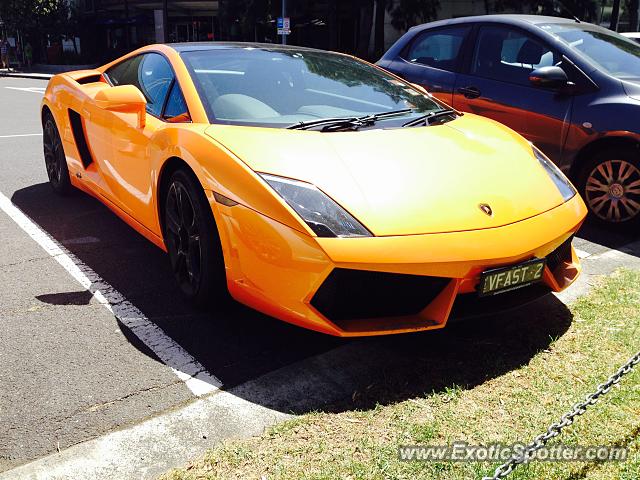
[
  {"xmin": 355, "ymin": 0, "xmax": 375, "ymax": 58},
  {"xmin": 0, "ymin": 0, "xmax": 74, "ymax": 62},
  {"xmin": 611, "ymin": 0, "xmax": 621, "ymax": 30},
  {"xmin": 628, "ymin": 0, "xmax": 640, "ymax": 32},
  {"xmin": 374, "ymin": 0, "xmax": 387, "ymax": 58},
  {"xmin": 387, "ymin": 0, "xmax": 441, "ymax": 32}
]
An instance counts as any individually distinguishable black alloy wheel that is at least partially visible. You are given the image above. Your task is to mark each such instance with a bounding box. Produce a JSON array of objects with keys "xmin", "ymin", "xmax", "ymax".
[
  {"xmin": 43, "ymin": 113, "xmax": 72, "ymax": 194},
  {"xmin": 163, "ymin": 169, "xmax": 228, "ymax": 307}
]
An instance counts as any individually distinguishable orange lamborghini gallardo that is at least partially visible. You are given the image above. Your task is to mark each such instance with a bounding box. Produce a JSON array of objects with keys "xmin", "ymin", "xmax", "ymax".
[{"xmin": 41, "ymin": 43, "xmax": 587, "ymax": 336}]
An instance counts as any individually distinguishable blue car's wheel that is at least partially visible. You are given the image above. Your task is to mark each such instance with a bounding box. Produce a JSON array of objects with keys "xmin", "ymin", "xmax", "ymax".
[{"xmin": 579, "ymin": 146, "xmax": 640, "ymax": 229}]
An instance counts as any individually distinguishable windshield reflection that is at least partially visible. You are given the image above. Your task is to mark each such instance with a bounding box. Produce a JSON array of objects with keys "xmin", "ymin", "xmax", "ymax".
[{"xmin": 182, "ymin": 47, "xmax": 442, "ymax": 128}]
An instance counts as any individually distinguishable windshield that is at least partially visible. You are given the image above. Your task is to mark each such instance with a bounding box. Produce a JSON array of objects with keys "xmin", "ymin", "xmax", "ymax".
[
  {"xmin": 181, "ymin": 47, "xmax": 443, "ymax": 128},
  {"xmin": 541, "ymin": 23, "xmax": 640, "ymax": 81}
]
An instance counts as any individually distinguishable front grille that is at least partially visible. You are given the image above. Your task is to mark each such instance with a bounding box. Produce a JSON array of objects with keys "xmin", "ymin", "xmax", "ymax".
[
  {"xmin": 546, "ymin": 236, "xmax": 574, "ymax": 273},
  {"xmin": 310, "ymin": 268, "xmax": 450, "ymax": 322},
  {"xmin": 450, "ymin": 282, "xmax": 551, "ymax": 321}
]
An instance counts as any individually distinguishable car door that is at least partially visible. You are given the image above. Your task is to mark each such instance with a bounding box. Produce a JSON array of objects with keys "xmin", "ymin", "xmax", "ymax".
[
  {"xmin": 384, "ymin": 25, "xmax": 472, "ymax": 105},
  {"xmin": 91, "ymin": 53, "xmax": 176, "ymax": 231},
  {"xmin": 452, "ymin": 24, "xmax": 574, "ymax": 162}
]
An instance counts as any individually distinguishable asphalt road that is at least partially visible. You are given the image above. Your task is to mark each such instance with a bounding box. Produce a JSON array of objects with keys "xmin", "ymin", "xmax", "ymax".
[{"xmin": 0, "ymin": 76, "xmax": 639, "ymax": 475}]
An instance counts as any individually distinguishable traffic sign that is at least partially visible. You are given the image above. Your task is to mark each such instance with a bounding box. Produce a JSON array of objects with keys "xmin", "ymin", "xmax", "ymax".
[{"xmin": 277, "ymin": 17, "xmax": 291, "ymax": 35}]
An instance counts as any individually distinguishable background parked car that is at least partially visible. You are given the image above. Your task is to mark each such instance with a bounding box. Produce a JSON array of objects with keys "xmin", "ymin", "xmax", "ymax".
[
  {"xmin": 622, "ymin": 32, "xmax": 640, "ymax": 44},
  {"xmin": 378, "ymin": 15, "xmax": 640, "ymax": 229}
]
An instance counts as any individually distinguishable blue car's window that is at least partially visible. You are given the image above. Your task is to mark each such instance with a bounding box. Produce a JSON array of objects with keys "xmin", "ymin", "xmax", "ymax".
[
  {"xmin": 404, "ymin": 26, "xmax": 471, "ymax": 72},
  {"xmin": 471, "ymin": 26, "xmax": 558, "ymax": 86},
  {"xmin": 542, "ymin": 23, "xmax": 640, "ymax": 81},
  {"xmin": 181, "ymin": 47, "xmax": 444, "ymax": 128}
]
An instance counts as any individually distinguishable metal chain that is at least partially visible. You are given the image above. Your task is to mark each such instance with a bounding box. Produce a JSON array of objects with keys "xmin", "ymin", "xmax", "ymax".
[{"xmin": 482, "ymin": 349, "xmax": 640, "ymax": 480}]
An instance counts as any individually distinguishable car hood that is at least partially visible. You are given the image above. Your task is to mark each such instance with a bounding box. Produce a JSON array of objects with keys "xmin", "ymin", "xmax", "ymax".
[{"xmin": 205, "ymin": 114, "xmax": 566, "ymax": 236}]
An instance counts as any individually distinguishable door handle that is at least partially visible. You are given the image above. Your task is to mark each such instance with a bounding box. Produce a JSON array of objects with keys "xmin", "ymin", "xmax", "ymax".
[{"xmin": 457, "ymin": 86, "xmax": 481, "ymax": 99}]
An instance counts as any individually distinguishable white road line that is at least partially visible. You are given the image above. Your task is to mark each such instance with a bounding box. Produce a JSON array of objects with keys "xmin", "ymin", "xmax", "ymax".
[
  {"xmin": 4, "ymin": 86, "xmax": 46, "ymax": 94},
  {"xmin": 0, "ymin": 133, "xmax": 42, "ymax": 138},
  {"xmin": 0, "ymin": 191, "xmax": 221, "ymax": 396}
]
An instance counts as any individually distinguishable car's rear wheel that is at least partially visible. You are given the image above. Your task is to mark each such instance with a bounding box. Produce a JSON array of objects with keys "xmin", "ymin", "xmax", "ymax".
[
  {"xmin": 163, "ymin": 169, "xmax": 228, "ymax": 307},
  {"xmin": 577, "ymin": 147, "xmax": 640, "ymax": 230},
  {"xmin": 43, "ymin": 112, "xmax": 72, "ymax": 195}
]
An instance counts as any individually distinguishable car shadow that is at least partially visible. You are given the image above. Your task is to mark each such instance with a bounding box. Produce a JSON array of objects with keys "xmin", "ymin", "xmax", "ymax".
[
  {"xmin": 12, "ymin": 183, "xmax": 573, "ymax": 414},
  {"xmin": 576, "ymin": 217, "xmax": 640, "ymax": 256}
]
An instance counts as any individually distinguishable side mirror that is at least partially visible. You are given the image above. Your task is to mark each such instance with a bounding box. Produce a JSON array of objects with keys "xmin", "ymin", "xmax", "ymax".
[
  {"xmin": 95, "ymin": 85, "xmax": 147, "ymax": 128},
  {"xmin": 529, "ymin": 66, "xmax": 570, "ymax": 90}
]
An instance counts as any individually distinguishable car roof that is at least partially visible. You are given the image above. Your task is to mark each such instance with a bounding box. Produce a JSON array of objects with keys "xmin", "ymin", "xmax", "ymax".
[{"xmin": 409, "ymin": 14, "xmax": 583, "ymax": 31}]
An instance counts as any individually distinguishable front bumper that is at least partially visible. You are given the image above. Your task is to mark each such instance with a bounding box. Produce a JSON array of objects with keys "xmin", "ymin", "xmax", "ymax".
[{"xmin": 211, "ymin": 193, "xmax": 586, "ymax": 336}]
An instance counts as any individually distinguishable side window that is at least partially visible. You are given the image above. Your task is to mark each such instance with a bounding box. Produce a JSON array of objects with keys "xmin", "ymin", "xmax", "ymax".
[
  {"xmin": 163, "ymin": 81, "xmax": 189, "ymax": 121},
  {"xmin": 471, "ymin": 26, "xmax": 559, "ymax": 86},
  {"xmin": 105, "ymin": 53, "xmax": 175, "ymax": 117},
  {"xmin": 138, "ymin": 54, "xmax": 175, "ymax": 117},
  {"xmin": 403, "ymin": 26, "xmax": 471, "ymax": 72},
  {"xmin": 105, "ymin": 55, "xmax": 144, "ymax": 90}
]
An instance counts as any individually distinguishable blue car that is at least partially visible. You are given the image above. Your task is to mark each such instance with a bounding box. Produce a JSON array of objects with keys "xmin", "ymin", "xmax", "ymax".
[{"xmin": 378, "ymin": 15, "xmax": 640, "ymax": 229}]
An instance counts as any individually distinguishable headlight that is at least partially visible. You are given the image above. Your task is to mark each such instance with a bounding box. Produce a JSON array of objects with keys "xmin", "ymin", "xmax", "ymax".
[
  {"xmin": 533, "ymin": 146, "xmax": 576, "ymax": 202},
  {"xmin": 260, "ymin": 174, "xmax": 372, "ymax": 238}
]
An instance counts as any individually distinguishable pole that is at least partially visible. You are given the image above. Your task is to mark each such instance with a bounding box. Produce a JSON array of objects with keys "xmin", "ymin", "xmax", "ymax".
[
  {"xmin": 163, "ymin": 0, "xmax": 169, "ymax": 42},
  {"xmin": 124, "ymin": 0, "xmax": 130, "ymax": 49},
  {"xmin": 282, "ymin": 0, "xmax": 286, "ymax": 45}
]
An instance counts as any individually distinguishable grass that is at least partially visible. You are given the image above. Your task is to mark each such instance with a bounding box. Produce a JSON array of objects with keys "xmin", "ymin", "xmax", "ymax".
[{"xmin": 161, "ymin": 270, "xmax": 640, "ymax": 480}]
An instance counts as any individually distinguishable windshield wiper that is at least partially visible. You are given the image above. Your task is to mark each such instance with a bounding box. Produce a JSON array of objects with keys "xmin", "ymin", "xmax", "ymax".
[
  {"xmin": 287, "ymin": 108, "xmax": 414, "ymax": 131},
  {"xmin": 402, "ymin": 109, "xmax": 458, "ymax": 128},
  {"xmin": 356, "ymin": 108, "xmax": 414, "ymax": 123}
]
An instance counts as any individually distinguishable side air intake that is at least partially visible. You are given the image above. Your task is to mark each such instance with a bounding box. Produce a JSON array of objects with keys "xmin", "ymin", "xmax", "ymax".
[{"xmin": 68, "ymin": 109, "xmax": 94, "ymax": 168}]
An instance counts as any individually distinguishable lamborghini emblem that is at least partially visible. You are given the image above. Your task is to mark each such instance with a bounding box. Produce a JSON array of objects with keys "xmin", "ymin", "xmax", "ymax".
[{"xmin": 479, "ymin": 204, "xmax": 493, "ymax": 216}]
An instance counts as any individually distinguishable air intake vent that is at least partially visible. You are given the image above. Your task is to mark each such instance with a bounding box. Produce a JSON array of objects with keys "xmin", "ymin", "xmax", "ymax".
[
  {"xmin": 546, "ymin": 236, "xmax": 574, "ymax": 273},
  {"xmin": 76, "ymin": 74, "xmax": 103, "ymax": 85},
  {"xmin": 68, "ymin": 109, "xmax": 94, "ymax": 168},
  {"xmin": 310, "ymin": 268, "xmax": 449, "ymax": 322},
  {"xmin": 450, "ymin": 282, "xmax": 551, "ymax": 320}
]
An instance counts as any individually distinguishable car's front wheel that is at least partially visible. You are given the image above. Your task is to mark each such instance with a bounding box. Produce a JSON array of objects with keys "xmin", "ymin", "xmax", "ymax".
[
  {"xmin": 43, "ymin": 112, "xmax": 72, "ymax": 195},
  {"xmin": 163, "ymin": 169, "xmax": 228, "ymax": 307},
  {"xmin": 578, "ymin": 146, "xmax": 640, "ymax": 229}
]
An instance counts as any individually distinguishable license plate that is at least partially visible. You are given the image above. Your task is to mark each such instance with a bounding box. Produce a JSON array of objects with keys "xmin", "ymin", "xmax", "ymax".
[{"xmin": 479, "ymin": 258, "xmax": 546, "ymax": 297}]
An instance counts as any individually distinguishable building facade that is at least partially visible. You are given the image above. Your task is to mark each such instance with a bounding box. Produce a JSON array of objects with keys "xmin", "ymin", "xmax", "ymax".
[{"xmin": 3, "ymin": 0, "xmax": 637, "ymax": 66}]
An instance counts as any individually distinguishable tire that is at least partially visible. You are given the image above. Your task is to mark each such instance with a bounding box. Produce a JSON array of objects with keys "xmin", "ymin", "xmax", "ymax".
[
  {"xmin": 163, "ymin": 169, "xmax": 229, "ymax": 308},
  {"xmin": 576, "ymin": 146, "xmax": 640, "ymax": 230},
  {"xmin": 42, "ymin": 112, "xmax": 72, "ymax": 195}
]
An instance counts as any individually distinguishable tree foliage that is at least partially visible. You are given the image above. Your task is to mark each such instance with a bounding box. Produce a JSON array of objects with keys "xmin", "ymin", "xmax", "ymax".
[
  {"xmin": 1, "ymin": 0, "xmax": 70, "ymax": 35},
  {"xmin": 491, "ymin": 0, "xmax": 599, "ymax": 22},
  {"xmin": 387, "ymin": 0, "xmax": 441, "ymax": 31}
]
